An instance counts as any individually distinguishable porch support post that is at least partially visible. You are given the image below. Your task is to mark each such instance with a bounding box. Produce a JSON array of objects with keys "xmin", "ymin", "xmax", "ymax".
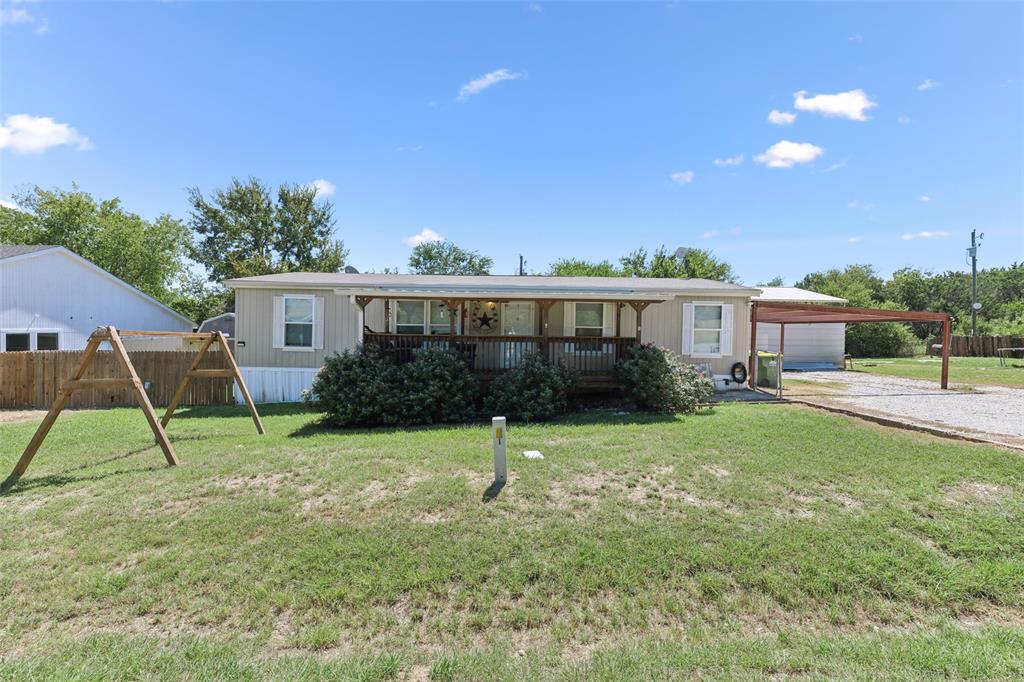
[
  {"xmin": 627, "ymin": 301, "xmax": 652, "ymax": 344},
  {"xmin": 940, "ymin": 314, "xmax": 951, "ymax": 389},
  {"xmin": 441, "ymin": 299, "xmax": 463, "ymax": 337},
  {"xmin": 749, "ymin": 301, "xmax": 759, "ymax": 389},
  {"xmin": 615, "ymin": 302, "xmax": 622, "ymax": 337},
  {"xmin": 384, "ymin": 299, "xmax": 392, "ymax": 332},
  {"xmin": 536, "ymin": 300, "xmax": 556, "ymax": 359}
]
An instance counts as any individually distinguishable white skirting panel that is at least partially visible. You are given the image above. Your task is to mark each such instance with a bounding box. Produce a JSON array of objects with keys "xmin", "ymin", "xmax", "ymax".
[{"xmin": 237, "ymin": 366, "xmax": 320, "ymax": 404}]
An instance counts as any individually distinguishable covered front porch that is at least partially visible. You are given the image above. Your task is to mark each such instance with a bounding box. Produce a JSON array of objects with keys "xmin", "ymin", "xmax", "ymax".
[{"xmin": 354, "ymin": 296, "xmax": 659, "ymax": 382}]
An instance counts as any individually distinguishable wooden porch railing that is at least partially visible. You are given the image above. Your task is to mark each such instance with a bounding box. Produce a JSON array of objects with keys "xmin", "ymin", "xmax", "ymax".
[{"xmin": 363, "ymin": 332, "xmax": 636, "ymax": 378}]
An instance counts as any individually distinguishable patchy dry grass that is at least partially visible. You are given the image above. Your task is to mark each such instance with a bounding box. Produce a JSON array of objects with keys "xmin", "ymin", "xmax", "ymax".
[
  {"xmin": 853, "ymin": 355, "xmax": 1024, "ymax": 388},
  {"xmin": 0, "ymin": 403, "xmax": 1022, "ymax": 679}
]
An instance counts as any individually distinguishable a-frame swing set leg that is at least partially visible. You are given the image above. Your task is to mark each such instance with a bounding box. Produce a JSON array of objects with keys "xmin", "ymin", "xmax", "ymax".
[
  {"xmin": 6, "ymin": 326, "xmax": 179, "ymax": 484},
  {"xmin": 160, "ymin": 332, "xmax": 265, "ymax": 435},
  {"xmin": 6, "ymin": 327, "xmax": 266, "ymax": 485}
]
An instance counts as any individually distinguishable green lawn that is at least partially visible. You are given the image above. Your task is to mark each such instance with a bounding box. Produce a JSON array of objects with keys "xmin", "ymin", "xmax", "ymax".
[
  {"xmin": 851, "ymin": 355, "xmax": 1024, "ymax": 388},
  {"xmin": 1, "ymin": 404, "xmax": 1022, "ymax": 680}
]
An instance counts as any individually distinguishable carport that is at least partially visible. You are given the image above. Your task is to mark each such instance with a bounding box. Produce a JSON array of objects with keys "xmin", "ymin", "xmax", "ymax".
[{"xmin": 749, "ymin": 301, "xmax": 953, "ymax": 389}]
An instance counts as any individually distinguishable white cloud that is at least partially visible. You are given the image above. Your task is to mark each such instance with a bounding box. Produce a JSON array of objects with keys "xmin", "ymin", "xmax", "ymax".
[
  {"xmin": 897, "ymin": 115, "xmax": 912, "ymax": 125},
  {"xmin": 395, "ymin": 144, "xmax": 423, "ymax": 153},
  {"xmin": 1, "ymin": 5, "xmax": 48, "ymax": 35},
  {"xmin": 848, "ymin": 236, "xmax": 863, "ymax": 244},
  {"xmin": 754, "ymin": 140, "xmax": 824, "ymax": 169},
  {"xmin": 0, "ymin": 8, "xmax": 32, "ymax": 25},
  {"xmin": 713, "ymin": 154, "xmax": 744, "ymax": 167},
  {"xmin": 457, "ymin": 69, "xmax": 522, "ymax": 101},
  {"xmin": 847, "ymin": 200, "xmax": 875, "ymax": 210},
  {"xmin": 699, "ymin": 230, "xmax": 719, "ymax": 239},
  {"xmin": 848, "ymin": 33, "xmax": 864, "ymax": 43},
  {"xmin": 527, "ymin": 2, "xmax": 543, "ymax": 12},
  {"xmin": 310, "ymin": 179, "xmax": 336, "ymax": 199},
  {"xmin": 819, "ymin": 158, "xmax": 849, "ymax": 173},
  {"xmin": 919, "ymin": 195, "xmax": 931, "ymax": 202},
  {"xmin": 670, "ymin": 170, "xmax": 695, "ymax": 185},
  {"xmin": 0, "ymin": 198, "xmax": 22, "ymax": 211},
  {"xmin": 767, "ymin": 109, "xmax": 797, "ymax": 126},
  {"xmin": 793, "ymin": 89, "xmax": 877, "ymax": 121},
  {"xmin": 0, "ymin": 114, "xmax": 92, "ymax": 154},
  {"xmin": 403, "ymin": 228, "xmax": 444, "ymax": 247},
  {"xmin": 917, "ymin": 79, "xmax": 941, "ymax": 92},
  {"xmin": 901, "ymin": 230, "xmax": 950, "ymax": 240}
]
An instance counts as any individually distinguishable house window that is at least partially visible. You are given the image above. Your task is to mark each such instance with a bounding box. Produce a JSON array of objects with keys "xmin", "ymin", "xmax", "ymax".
[
  {"xmin": 283, "ymin": 296, "xmax": 314, "ymax": 348},
  {"xmin": 394, "ymin": 300, "xmax": 457, "ymax": 335},
  {"xmin": 692, "ymin": 304, "xmax": 723, "ymax": 355},
  {"xmin": 36, "ymin": 333, "xmax": 59, "ymax": 351},
  {"xmin": 573, "ymin": 303, "xmax": 605, "ymax": 337},
  {"xmin": 4, "ymin": 333, "xmax": 29, "ymax": 352}
]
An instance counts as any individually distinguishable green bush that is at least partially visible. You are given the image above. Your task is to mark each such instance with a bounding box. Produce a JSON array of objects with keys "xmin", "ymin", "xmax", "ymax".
[
  {"xmin": 615, "ymin": 344, "xmax": 713, "ymax": 414},
  {"xmin": 398, "ymin": 347, "xmax": 478, "ymax": 425},
  {"xmin": 309, "ymin": 345, "xmax": 477, "ymax": 427},
  {"xmin": 846, "ymin": 322, "xmax": 919, "ymax": 357},
  {"xmin": 484, "ymin": 352, "xmax": 578, "ymax": 422}
]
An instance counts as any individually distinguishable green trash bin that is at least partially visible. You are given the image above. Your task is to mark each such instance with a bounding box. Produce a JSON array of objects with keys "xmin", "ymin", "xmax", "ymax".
[{"xmin": 756, "ymin": 351, "xmax": 782, "ymax": 390}]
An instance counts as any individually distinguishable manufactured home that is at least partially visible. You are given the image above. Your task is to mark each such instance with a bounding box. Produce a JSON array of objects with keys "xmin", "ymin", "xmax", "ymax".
[{"xmin": 225, "ymin": 273, "xmax": 761, "ymax": 403}]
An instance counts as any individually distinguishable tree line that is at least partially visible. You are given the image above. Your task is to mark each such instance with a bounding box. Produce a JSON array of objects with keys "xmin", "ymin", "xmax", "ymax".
[{"xmin": 2, "ymin": 181, "xmax": 1020, "ymax": 347}]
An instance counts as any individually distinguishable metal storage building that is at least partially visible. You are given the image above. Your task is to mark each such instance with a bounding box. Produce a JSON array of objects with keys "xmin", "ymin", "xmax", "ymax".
[{"xmin": 753, "ymin": 287, "xmax": 847, "ymax": 368}]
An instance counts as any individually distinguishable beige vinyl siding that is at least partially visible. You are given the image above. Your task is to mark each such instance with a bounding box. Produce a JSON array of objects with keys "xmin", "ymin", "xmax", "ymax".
[
  {"xmin": 639, "ymin": 295, "xmax": 751, "ymax": 375},
  {"xmin": 234, "ymin": 287, "xmax": 364, "ymax": 368}
]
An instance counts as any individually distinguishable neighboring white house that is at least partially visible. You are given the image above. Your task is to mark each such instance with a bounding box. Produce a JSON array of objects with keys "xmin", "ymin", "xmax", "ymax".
[
  {"xmin": 0, "ymin": 245, "xmax": 194, "ymax": 351},
  {"xmin": 754, "ymin": 287, "xmax": 848, "ymax": 368}
]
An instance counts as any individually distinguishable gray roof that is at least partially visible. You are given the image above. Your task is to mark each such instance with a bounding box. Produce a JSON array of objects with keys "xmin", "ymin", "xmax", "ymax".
[
  {"xmin": 225, "ymin": 272, "xmax": 760, "ymax": 300},
  {"xmin": 0, "ymin": 244, "xmax": 58, "ymax": 259}
]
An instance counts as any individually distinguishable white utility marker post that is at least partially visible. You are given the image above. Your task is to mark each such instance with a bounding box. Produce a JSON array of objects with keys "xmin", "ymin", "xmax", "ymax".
[{"xmin": 492, "ymin": 416, "xmax": 507, "ymax": 484}]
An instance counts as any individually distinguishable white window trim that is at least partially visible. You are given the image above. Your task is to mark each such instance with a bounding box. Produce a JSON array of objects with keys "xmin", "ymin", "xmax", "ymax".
[
  {"xmin": 390, "ymin": 299, "xmax": 461, "ymax": 335},
  {"xmin": 689, "ymin": 301, "xmax": 725, "ymax": 358},
  {"xmin": 282, "ymin": 295, "xmax": 316, "ymax": 352},
  {"xmin": 1, "ymin": 328, "xmax": 62, "ymax": 352},
  {"xmin": 565, "ymin": 302, "xmax": 614, "ymax": 355}
]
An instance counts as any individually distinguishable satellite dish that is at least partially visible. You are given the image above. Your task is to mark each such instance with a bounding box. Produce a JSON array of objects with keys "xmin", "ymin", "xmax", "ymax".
[
  {"xmin": 344, "ymin": 265, "xmax": 360, "ymax": 274},
  {"xmin": 674, "ymin": 247, "xmax": 690, "ymax": 260},
  {"xmin": 972, "ymin": 302, "xmax": 982, "ymax": 311}
]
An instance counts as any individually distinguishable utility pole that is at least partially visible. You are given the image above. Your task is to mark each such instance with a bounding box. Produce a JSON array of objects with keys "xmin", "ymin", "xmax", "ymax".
[
  {"xmin": 518, "ymin": 254, "xmax": 525, "ymax": 276},
  {"xmin": 968, "ymin": 229, "xmax": 982, "ymax": 336}
]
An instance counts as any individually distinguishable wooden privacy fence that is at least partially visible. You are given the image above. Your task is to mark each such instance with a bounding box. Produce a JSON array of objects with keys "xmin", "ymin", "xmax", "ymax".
[
  {"xmin": 928, "ymin": 335, "xmax": 1024, "ymax": 357},
  {"xmin": 0, "ymin": 350, "xmax": 235, "ymax": 409}
]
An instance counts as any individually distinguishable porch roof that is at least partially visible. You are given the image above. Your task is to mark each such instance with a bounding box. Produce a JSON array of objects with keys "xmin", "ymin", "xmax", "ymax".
[{"xmin": 225, "ymin": 272, "xmax": 760, "ymax": 301}]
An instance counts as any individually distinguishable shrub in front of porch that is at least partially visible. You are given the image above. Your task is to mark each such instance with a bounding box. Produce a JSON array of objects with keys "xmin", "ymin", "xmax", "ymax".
[
  {"xmin": 485, "ymin": 352, "xmax": 578, "ymax": 422},
  {"xmin": 309, "ymin": 346, "xmax": 476, "ymax": 427},
  {"xmin": 616, "ymin": 344, "xmax": 713, "ymax": 414}
]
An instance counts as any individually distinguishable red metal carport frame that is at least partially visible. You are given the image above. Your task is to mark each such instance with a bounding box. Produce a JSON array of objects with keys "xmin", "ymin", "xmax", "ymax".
[{"xmin": 749, "ymin": 301, "xmax": 952, "ymax": 389}]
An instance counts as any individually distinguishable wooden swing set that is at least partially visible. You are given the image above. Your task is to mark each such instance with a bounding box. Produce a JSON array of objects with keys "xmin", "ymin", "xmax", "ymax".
[{"xmin": 6, "ymin": 326, "xmax": 264, "ymax": 483}]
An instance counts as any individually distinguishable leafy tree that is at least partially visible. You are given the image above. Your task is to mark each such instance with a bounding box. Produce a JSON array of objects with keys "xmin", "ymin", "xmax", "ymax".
[
  {"xmin": 548, "ymin": 258, "xmax": 620, "ymax": 277},
  {"xmin": 759, "ymin": 276, "xmax": 785, "ymax": 287},
  {"xmin": 548, "ymin": 245, "xmax": 738, "ymax": 282},
  {"xmin": 408, "ymin": 240, "xmax": 493, "ymax": 275},
  {"xmin": 795, "ymin": 264, "xmax": 885, "ymax": 306},
  {"xmin": 0, "ymin": 184, "xmax": 189, "ymax": 302},
  {"xmin": 188, "ymin": 177, "xmax": 347, "ymax": 282},
  {"xmin": 164, "ymin": 272, "xmax": 232, "ymax": 323}
]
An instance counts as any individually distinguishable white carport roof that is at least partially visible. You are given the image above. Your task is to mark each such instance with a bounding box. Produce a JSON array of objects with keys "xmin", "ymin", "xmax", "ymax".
[{"xmin": 753, "ymin": 287, "xmax": 847, "ymax": 304}]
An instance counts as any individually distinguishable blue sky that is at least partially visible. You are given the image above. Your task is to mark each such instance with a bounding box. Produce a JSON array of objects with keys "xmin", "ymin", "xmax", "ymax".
[{"xmin": 2, "ymin": 1, "xmax": 1022, "ymax": 284}]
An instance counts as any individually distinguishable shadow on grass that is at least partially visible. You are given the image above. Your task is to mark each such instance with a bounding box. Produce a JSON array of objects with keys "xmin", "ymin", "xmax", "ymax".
[
  {"xmin": 168, "ymin": 403, "xmax": 310, "ymax": 420},
  {"xmin": 285, "ymin": 408, "xmax": 698, "ymax": 439},
  {"xmin": 481, "ymin": 479, "xmax": 504, "ymax": 503},
  {"xmin": 2, "ymin": 462, "xmax": 163, "ymax": 496}
]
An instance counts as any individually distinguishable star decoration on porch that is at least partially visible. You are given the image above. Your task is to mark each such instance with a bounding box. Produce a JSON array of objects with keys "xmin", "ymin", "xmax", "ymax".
[{"xmin": 475, "ymin": 312, "xmax": 495, "ymax": 329}]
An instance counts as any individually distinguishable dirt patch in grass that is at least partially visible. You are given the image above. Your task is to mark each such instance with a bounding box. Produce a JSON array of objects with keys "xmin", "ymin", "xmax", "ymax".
[
  {"xmin": 216, "ymin": 472, "xmax": 293, "ymax": 495},
  {"xmin": 943, "ymin": 481, "xmax": 1011, "ymax": 505},
  {"xmin": 703, "ymin": 465, "xmax": 730, "ymax": 478}
]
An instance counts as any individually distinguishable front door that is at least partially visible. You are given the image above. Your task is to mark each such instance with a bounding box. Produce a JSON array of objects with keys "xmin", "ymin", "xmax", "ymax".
[{"xmin": 500, "ymin": 302, "xmax": 536, "ymax": 368}]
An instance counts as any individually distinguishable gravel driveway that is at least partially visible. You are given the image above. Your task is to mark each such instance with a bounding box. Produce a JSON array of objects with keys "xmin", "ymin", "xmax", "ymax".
[{"xmin": 785, "ymin": 371, "xmax": 1024, "ymax": 450}]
